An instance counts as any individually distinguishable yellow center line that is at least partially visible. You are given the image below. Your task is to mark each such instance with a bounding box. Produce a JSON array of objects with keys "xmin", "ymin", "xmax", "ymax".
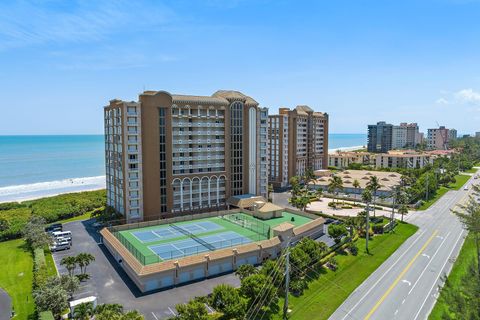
[{"xmin": 363, "ymin": 230, "xmax": 439, "ymax": 320}]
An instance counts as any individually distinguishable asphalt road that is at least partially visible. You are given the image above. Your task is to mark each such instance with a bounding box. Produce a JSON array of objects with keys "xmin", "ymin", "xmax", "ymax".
[
  {"xmin": 0, "ymin": 288, "xmax": 11, "ymax": 320},
  {"xmin": 329, "ymin": 177, "xmax": 474, "ymax": 320}
]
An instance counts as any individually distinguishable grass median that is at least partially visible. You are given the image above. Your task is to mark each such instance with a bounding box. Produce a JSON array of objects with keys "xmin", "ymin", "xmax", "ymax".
[{"xmin": 273, "ymin": 222, "xmax": 418, "ymax": 320}]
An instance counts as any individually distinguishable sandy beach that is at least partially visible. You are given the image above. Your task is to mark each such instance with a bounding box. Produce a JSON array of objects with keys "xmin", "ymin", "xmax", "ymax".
[
  {"xmin": 328, "ymin": 145, "xmax": 365, "ymax": 153},
  {"xmin": 0, "ymin": 176, "xmax": 106, "ymax": 203}
]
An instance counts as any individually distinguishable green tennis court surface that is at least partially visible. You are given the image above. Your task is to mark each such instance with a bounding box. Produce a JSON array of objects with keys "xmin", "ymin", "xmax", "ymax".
[{"xmin": 114, "ymin": 211, "xmax": 312, "ymax": 265}]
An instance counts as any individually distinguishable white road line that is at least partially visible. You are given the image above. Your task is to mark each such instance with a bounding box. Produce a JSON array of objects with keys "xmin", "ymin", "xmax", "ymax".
[
  {"xmin": 408, "ymin": 231, "xmax": 451, "ymax": 296},
  {"xmin": 413, "ymin": 230, "xmax": 465, "ymax": 320},
  {"xmin": 168, "ymin": 307, "xmax": 177, "ymax": 316},
  {"xmin": 151, "ymin": 312, "xmax": 159, "ymax": 320},
  {"xmin": 394, "ymin": 309, "xmax": 399, "ymax": 316},
  {"xmin": 402, "ymin": 299, "xmax": 405, "ymax": 305},
  {"xmin": 340, "ymin": 230, "xmax": 426, "ymax": 320}
]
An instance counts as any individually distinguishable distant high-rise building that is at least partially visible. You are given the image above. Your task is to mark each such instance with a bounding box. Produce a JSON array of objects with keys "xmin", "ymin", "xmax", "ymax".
[
  {"xmin": 475, "ymin": 132, "xmax": 480, "ymax": 139},
  {"xmin": 367, "ymin": 121, "xmax": 393, "ymax": 153},
  {"xmin": 427, "ymin": 126, "xmax": 452, "ymax": 150},
  {"xmin": 268, "ymin": 106, "xmax": 328, "ymax": 187},
  {"xmin": 104, "ymin": 90, "xmax": 268, "ymax": 222},
  {"xmin": 400, "ymin": 122, "xmax": 421, "ymax": 148},
  {"xmin": 392, "ymin": 125, "xmax": 407, "ymax": 149}
]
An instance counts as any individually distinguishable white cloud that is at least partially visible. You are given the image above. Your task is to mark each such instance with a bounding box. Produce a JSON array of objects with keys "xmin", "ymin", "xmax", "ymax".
[
  {"xmin": 435, "ymin": 98, "xmax": 449, "ymax": 105},
  {"xmin": 0, "ymin": 0, "xmax": 174, "ymax": 50},
  {"xmin": 455, "ymin": 88, "xmax": 480, "ymax": 104}
]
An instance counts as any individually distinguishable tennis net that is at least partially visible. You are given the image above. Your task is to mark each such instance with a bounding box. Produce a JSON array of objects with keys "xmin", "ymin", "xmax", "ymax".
[{"xmin": 169, "ymin": 224, "xmax": 216, "ymax": 251}]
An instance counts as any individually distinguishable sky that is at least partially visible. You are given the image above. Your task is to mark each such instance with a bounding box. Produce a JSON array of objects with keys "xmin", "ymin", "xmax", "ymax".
[{"xmin": 1, "ymin": 0, "xmax": 480, "ymax": 135}]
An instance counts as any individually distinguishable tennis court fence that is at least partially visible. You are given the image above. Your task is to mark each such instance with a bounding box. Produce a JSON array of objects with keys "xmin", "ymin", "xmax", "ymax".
[
  {"xmin": 110, "ymin": 230, "xmax": 266, "ymax": 265},
  {"xmin": 221, "ymin": 213, "xmax": 271, "ymax": 239}
]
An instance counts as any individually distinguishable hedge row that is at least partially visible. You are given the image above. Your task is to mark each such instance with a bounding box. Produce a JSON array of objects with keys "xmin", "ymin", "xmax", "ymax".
[
  {"xmin": 33, "ymin": 248, "xmax": 48, "ymax": 289},
  {"xmin": 0, "ymin": 189, "xmax": 106, "ymax": 241}
]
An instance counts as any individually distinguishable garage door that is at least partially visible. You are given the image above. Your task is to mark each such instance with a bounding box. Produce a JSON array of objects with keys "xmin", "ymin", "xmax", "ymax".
[
  {"xmin": 179, "ymin": 272, "xmax": 190, "ymax": 283},
  {"xmin": 247, "ymin": 256, "xmax": 257, "ymax": 265},
  {"xmin": 209, "ymin": 264, "xmax": 220, "ymax": 275},
  {"xmin": 160, "ymin": 276, "xmax": 174, "ymax": 288},
  {"xmin": 192, "ymin": 268, "xmax": 204, "ymax": 280},
  {"xmin": 236, "ymin": 258, "xmax": 247, "ymax": 266},
  {"xmin": 145, "ymin": 279, "xmax": 159, "ymax": 291},
  {"xmin": 221, "ymin": 262, "xmax": 232, "ymax": 272}
]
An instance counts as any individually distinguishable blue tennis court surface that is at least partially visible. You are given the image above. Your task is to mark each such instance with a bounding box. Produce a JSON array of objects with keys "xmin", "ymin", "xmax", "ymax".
[
  {"xmin": 148, "ymin": 231, "xmax": 252, "ymax": 260},
  {"xmin": 132, "ymin": 221, "xmax": 223, "ymax": 243}
]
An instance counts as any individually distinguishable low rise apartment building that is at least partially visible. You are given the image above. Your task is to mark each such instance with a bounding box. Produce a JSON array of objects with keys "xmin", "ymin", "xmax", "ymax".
[{"xmin": 329, "ymin": 150, "xmax": 438, "ymax": 169}]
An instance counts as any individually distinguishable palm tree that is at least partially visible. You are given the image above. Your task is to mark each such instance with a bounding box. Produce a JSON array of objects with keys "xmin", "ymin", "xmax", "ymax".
[
  {"xmin": 315, "ymin": 188, "xmax": 323, "ymax": 201},
  {"xmin": 328, "ymin": 175, "xmax": 344, "ymax": 204},
  {"xmin": 304, "ymin": 168, "xmax": 316, "ymax": 189},
  {"xmin": 121, "ymin": 310, "xmax": 144, "ymax": 320},
  {"xmin": 60, "ymin": 256, "xmax": 77, "ymax": 276},
  {"xmin": 76, "ymin": 253, "xmax": 95, "ymax": 275},
  {"xmin": 267, "ymin": 184, "xmax": 274, "ymax": 202},
  {"xmin": 352, "ymin": 179, "xmax": 360, "ymax": 205},
  {"xmin": 367, "ymin": 176, "xmax": 381, "ymax": 218},
  {"xmin": 291, "ymin": 194, "xmax": 311, "ymax": 211},
  {"xmin": 95, "ymin": 303, "xmax": 124, "ymax": 315},
  {"xmin": 74, "ymin": 302, "xmax": 94, "ymax": 320},
  {"xmin": 362, "ymin": 189, "xmax": 373, "ymax": 254},
  {"xmin": 398, "ymin": 204, "xmax": 408, "ymax": 222}
]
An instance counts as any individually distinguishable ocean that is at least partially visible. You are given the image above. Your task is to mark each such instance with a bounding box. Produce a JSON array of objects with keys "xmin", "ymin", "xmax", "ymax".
[{"xmin": 0, "ymin": 133, "xmax": 366, "ymax": 202}]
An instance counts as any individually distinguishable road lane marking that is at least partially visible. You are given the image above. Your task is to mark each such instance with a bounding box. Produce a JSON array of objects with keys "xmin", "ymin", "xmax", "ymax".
[
  {"xmin": 151, "ymin": 312, "xmax": 159, "ymax": 320},
  {"xmin": 421, "ymin": 253, "xmax": 430, "ymax": 259},
  {"xmin": 168, "ymin": 307, "xmax": 177, "ymax": 316},
  {"xmin": 402, "ymin": 299, "xmax": 405, "ymax": 305},
  {"xmin": 413, "ymin": 230, "xmax": 465, "ymax": 320},
  {"xmin": 407, "ymin": 232, "xmax": 451, "ymax": 296},
  {"xmin": 401, "ymin": 280, "xmax": 411, "ymax": 286},
  {"xmin": 340, "ymin": 230, "xmax": 426, "ymax": 320},
  {"xmin": 363, "ymin": 230, "xmax": 439, "ymax": 320}
]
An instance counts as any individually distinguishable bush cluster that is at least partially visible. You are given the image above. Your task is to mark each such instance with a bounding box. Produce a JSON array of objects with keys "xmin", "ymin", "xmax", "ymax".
[
  {"xmin": 33, "ymin": 248, "xmax": 49, "ymax": 289},
  {"xmin": 0, "ymin": 190, "xmax": 106, "ymax": 241}
]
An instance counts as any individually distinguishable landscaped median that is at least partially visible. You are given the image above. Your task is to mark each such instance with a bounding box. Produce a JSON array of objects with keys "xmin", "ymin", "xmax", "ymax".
[{"xmin": 273, "ymin": 222, "xmax": 419, "ymax": 320}]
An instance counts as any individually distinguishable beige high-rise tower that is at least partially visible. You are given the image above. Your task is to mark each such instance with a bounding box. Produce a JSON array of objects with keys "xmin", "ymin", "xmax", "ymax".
[
  {"xmin": 104, "ymin": 90, "xmax": 268, "ymax": 222},
  {"xmin": 268, "ymin": 105, "xmax": 328, "ymax": 188}
]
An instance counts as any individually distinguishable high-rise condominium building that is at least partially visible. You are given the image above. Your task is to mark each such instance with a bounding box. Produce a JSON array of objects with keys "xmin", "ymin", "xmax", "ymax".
[
  {"xmin": 268, "ymin": 106, "xmax": 328, "ymax": 187},
  {"xmin": 104, "ymin": 90, "xmax": 268, "ymax": 222},
  {"xmin": 367, "ymin": 121, "xmax": 393, "ymax": 153},
  {"xmin": 427, "ymin": 126, "xmax": 453, "ymax": 150},
  {"xmin": 392, "ymin": 125, "xmax": 407, "ymax": 149}
]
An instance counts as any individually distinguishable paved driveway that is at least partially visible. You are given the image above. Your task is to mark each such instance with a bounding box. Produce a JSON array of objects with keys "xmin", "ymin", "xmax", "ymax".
[
  {"xmin": 0, "ymin": 288, "xmax": 11, "ymax": 320},
  {"xmin": 52, "ymin": 219, "xmax": 240, "ymax": 319}
]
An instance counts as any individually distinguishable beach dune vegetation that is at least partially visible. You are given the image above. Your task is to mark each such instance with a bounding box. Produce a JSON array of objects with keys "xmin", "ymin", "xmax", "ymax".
[{"xmin": 0, "ymin": 189, "xmax": 106, "ymax": 241}]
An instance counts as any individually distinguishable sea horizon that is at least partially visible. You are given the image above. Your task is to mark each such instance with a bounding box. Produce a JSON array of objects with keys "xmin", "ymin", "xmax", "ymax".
[{"xmin": 0, "ymin": 133, "xmax": 366, "ymax": 202}]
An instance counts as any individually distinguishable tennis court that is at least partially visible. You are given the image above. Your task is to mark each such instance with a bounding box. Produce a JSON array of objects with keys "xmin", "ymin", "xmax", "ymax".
[
  {"xmin": 113, "ymin": 211, "xmax": 312, "ymax": 265},
  {"xmin": 131, "ymin": 221, "xmax": 223, "ymax": 243},
  {"xmin": 148, "ymin": 231, "xmax": 252, "ymax": 260}
]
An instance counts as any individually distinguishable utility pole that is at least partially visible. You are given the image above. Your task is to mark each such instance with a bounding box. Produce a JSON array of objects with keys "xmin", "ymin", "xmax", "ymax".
[
  {"xmin": 366, "ymin": 202, "xmax": 370, "ymax": 254},
  {"xmin": 425, "ymin": 174, "xmax": 429, "ymax": 201},
  {"xmin": 283, "ymin": 247, "xmax": 290, "ymax": 320}
]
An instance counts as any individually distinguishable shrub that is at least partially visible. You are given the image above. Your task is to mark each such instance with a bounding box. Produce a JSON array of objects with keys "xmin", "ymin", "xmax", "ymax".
[
  {"xmin": 328, "ymin": 202, "xmax": 336, "ymax": 208},
  {"xmin": 347, "ymin": 243, "xmax": 358, "ymax": 256},
  {"xmin": 26, "ymin": 190, "xmax": 106, "ymax": 222},
  {"xmin": 326, "ymin": 257, "xmax": 338, "ymax": 271},
  {"xmin": 328, "ymin": 224, "xmax": 348, "ymax": 244},
  {"xmin": 342, "ymin": 205, "xmax": 353, "ymax": 209},
  {"xmin": 0, "ymin": 207, "xmax": 31, "ymax": 240},
  {"xmin": 372, "ymin": 224, "xmax": 385, "ymax": 234}
]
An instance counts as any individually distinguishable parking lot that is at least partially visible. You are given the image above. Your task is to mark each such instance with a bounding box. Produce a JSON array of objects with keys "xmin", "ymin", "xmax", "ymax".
[{"xmin": 51, "ymin": 219, "xmax": 240, "ymax": 319}]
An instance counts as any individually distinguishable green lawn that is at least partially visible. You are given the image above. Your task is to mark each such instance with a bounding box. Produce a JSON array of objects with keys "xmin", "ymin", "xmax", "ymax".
[
  {"xmin": 419, "ymin": 174, "xmax": 471, "ymax": 210},
  {"xmin": 272, "ymin": 222, "xmax": 418, "ymax": 320},
  {"xmin": 464, "ymin": 168, "xmax": 478, "ymax": 174},
  {"xmin": 418, "ymin": 186, "xmax": 449, "ymax": 210},
  {"xmin": 0, "ymin": 239, "xmax": 34, "ymax": 320},
  {"xmin": 429, "ymin": 233, "xmax": 473, "ymax": 319},
  {"xmin": 450, "ymin": 174, "xmax": 471, "ymax": 190}
]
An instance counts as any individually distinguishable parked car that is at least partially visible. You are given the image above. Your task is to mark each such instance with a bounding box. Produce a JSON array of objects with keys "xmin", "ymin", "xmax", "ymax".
[
  {"xmin": 45, "ymin": 223, "xmax": 62, "ymax": 233},
  {"xmin": 50, "ymin": 240, "xmax": 71, "ymax": 252},
  {"xmin": 56, "ymin": 236, "xmax": 72, "ymax": 244},
  {"xmin": 464, "ymin": 186, "xmax": 469, "ymax": 191}
]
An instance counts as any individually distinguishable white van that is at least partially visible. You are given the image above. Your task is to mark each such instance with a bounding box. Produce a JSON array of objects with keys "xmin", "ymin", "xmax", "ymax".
[
  {"xmin": 52, "ymin": 231, "xmax": 72, "ymax": 241},
  {"xmin": 50, "ymin": 240, "xmax": 71, "ymax": 252}
]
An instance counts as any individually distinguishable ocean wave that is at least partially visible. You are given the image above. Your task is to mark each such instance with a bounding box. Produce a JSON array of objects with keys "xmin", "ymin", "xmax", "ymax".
[{"xmin": 0, "ymin": 176, "xmax": 106, "ymax": 202}]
